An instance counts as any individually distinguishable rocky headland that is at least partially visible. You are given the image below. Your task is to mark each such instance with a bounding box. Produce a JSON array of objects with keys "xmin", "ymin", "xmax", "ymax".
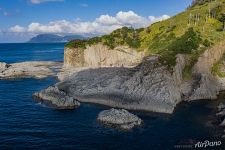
[
  {"xmin": 34, "ymin": 38, "xmax": 225, "ymax": 113},
  {"xmin": 34, "ymin": 49, "xmax": 182, "ymax": 113},
  {"xmin": 10, "ymin": 0, "xmax": 225, "ymax": 118}
]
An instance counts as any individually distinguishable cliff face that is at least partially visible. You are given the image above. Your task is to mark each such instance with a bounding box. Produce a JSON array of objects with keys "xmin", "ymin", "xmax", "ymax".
[
  {"xmin": 64, "ymin": 44, "xmax": 145, "ymax": 68},
  {"xmin": 187, "ymin": 41, "xmax": 225, "ymax": 100}
]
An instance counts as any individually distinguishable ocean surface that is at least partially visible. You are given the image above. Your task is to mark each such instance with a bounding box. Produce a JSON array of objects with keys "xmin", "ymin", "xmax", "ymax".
[{"xmin": 0, "ymin": 43, "xmax": 224, "ymax": 150}]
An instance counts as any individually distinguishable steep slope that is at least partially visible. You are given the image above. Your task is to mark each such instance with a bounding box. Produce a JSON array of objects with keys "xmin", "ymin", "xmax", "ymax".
[{"xmin": 66, "ymin": 0, "xmax": 225, "ymax": 68}]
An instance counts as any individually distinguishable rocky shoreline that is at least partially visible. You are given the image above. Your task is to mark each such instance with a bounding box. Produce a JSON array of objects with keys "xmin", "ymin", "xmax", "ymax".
[{"xmin": 0, "ymin": 61, "xmax": 62, "ymax": 79}]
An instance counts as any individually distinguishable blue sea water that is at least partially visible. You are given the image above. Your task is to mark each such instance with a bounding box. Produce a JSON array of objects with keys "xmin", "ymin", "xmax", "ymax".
[{"xmin": 0, "ymin": 43, "xmax": 224, "ymax": 150}]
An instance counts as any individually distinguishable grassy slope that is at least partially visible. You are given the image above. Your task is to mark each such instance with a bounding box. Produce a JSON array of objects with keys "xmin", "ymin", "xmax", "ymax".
[{"xmin": 66, "ymin": 0, "xmax": 225, "ymax": 70}]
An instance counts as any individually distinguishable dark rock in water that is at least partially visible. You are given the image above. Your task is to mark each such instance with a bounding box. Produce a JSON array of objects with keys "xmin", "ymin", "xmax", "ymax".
[
  {"xmin": 33, "ymin": 86, "xmax": 80, "ymax": 109},
  {"xmin": 97, "ymin": 108, "xmax": 142, "ymax": 130},
  {"xmin": 218, "ymin": 103, "xmax": 225, "ymax": 112},
  {"xmin": 216, "ymin": 109, "xmax": 225, "ymax": 116},
  {"xmin": 219, "ymin": 119, "xmax": 225, "ymax": 126}
]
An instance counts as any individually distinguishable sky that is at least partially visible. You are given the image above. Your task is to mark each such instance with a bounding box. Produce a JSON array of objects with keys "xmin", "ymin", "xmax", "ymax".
[{"xmin": 0, "ymin": 0, "xmax": 192, "ymax": 43}]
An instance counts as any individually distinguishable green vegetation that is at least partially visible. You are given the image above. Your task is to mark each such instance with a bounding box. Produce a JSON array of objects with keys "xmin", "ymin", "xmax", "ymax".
[
  {"xmin": 191, "ymin": 0, "xmax": 216, "ymax": 7},
  {"xmin": 65, "ymin": 39, "xmax": 86, "ymax": 49},
  {"xmin": 66, "ymin": 0, "xmax": 225, "ymax": 72},
  {"xmin": 212, "ymin": 53, "xmax": 225, "ymax": 77},
  {"xmin": 66, "ymin": 27, "xmax": 143, "ymax": 50}
]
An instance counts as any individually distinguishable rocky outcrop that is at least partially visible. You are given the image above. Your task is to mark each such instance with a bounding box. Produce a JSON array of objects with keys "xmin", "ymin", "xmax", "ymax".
[
  {"xmin": 33, "ymin": 86, "xmax": 80, "ymax": 109},
  {"xmin": 0, "ymin": 61, "xmax": 62, "ymax": 79},
  {"xmin": 37, "ymin": 56, "xmax": 182, "ymax": 114},
  {"xmin": 97, "ymin": 108, "xmax": 142, "ymax": 130},
  {"xmin": 173, "ymin": 54, "xmax": 187, "ymax": 86},
  {"xmin": 64, "ymin": 44, "xmax": 144, "ymax": 68},
  {"xmin": 186, "ymin": 41, "xmax": 225, "ymax": 101}
]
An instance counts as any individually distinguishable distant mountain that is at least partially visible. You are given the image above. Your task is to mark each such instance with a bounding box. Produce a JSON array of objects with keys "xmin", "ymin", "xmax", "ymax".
[{"xmin": 28, "ymin": 34, "xmax": 85, "ymax": 43}]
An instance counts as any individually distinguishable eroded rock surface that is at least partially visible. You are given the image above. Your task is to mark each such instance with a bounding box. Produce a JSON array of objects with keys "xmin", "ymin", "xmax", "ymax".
[
  {"xmin": 64, "ymin": 44, "xmax": 144, "ymax": 68},
  {"xmin": 97, "ymin": 108, "xmax": 142, "ymax": 130},
  {"xmin": 37, "ymin": 56, "xmax": 182, "ymax": 113},
  {"xmin": 33, "ymin": 86, "xmax": 80, "ymax": 109}
]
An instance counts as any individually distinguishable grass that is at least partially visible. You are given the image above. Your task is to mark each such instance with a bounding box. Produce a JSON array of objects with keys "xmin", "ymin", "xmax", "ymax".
[
  {"xmin": 212, "ymin": 53, "xmax": 225, "ymax": 77},
  {"xmin": 66, "ymin": 0, "xmax": 225, "ymax": 73}
]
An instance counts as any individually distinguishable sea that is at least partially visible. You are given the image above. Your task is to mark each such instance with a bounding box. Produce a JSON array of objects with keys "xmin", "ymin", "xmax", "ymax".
[{"xmin": 0, "ymin": 43, "xmax": 224, "ymax": 150}]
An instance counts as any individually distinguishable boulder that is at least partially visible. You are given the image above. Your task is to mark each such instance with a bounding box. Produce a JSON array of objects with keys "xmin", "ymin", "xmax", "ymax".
[
  {"xmin": 220, "ymin": 119, "xmax": 225, "ymax": 126},
  {"xmin": 33, "ymin": 86, "xmax": 80, "ymax": 109},
  {"xmin": 97, "ymin": 108, "xmax": 142, "ymax": 130},
  {"xmin": 218, "ymin": 103, "xmax": 225, "ymax": 112}
]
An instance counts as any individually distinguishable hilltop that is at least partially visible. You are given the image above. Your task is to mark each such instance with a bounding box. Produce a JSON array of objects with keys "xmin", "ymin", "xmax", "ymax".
[
  {"xmin": 66, "ymin": 0, "xmax": 225, "ymax": 69},
  {"xmin": 28, "ymin": 34, "xmax": 85, "ymax": 43}
]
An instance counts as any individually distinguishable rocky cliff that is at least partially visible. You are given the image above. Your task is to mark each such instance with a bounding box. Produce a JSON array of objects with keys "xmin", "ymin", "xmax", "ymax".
[
  {"xmin": 188, "ymin": 41, "xmax": 225, "ymax": 100},
  {"xmin": 35, "ymin": 55, "xmax": 182, "ymax": 113},
  {"xmin": 64, "ymin": 44, "xmax": 145, "ymax": 68},
  {"xmin": 33, "ymin": 39, "xmax": 225, "ymax": 113}
]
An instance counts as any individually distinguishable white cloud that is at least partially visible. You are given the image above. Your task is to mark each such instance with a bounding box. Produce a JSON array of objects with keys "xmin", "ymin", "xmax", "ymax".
[
  {"xmin": 148, "ymin": 15, "xmax": 170, "ymax": 23},
  {"xmin": 8, "ymin": 11, "xmax": 170, "ymax": 35},
  {"xmin": 96, "ymin": 15, "xmax": 119, "ymax": 25},
  {"xmin": 9, "ymin": 25, "xmax": 26, "ymax": 32},
  {"xmin": 30, "ymin": 0, "xmax": 64, "ymax": 4}
]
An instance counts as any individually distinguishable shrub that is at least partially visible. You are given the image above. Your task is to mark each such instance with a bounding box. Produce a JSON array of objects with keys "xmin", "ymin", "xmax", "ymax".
[{"xmin": 65, "ymin": 39, "xmax": 86, "ymax": 49}]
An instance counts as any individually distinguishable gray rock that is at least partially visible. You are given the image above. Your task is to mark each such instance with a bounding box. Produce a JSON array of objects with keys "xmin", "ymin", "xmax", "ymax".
[
  {"xmin": 188, "ymin": 74, "xmax": 219, "ymax": 100},
  {"xmin": 0, "ymin": 62, "xmax": 7, "ymax": 69},
  {"xmin": 216, "ymin": 109, "xmax": 225, "ymax": 116},
  {"xmin": 97, "ymin": 108, "xmax": 142, "ymax": 130},
  {"xmin": 0, "ymin": 61, "xmax": 62, "ymax": 79},
  {"xmin": 220, "ymin": 119, "xmax": 225, "ymax": 126},
  {"xmin": 45, "ymin": 57, "xmax": 182, "ymax": 114},
  {"xmin": 218, "ymin": 103, "xmax": 225, "ymax": 112},
  {"xmin": 33, "ymin": 86, "xmax": 80, "ymax": 109}
]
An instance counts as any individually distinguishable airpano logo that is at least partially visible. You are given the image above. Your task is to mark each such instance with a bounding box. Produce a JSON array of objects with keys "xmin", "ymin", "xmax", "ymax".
[
  {"xmin": 194, "ymin": 140, "xmax": 222, "ymax": 148},
  {"xmin": 174, "ymin": 140, "xmax": 222, "ymax": 149}
]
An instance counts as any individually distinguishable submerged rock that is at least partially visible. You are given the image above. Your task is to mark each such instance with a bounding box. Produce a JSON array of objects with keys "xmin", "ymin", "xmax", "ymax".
[
  {"xmin": 220, "ymin": 119, "xmax": 225, "ymax": 126},
  {"xmin": 0, "ymin": 61, "xmax": 62, "ymax": 79},
  {"xmin": 33, "ymin": 86, "xmax": 80, "ymax": 109},
  {"xmin": 216, "ymin": 109, "xmax": 225, "ymax": 116},
  {"xmin": 97, "ymin": 108, "xmax": 142, "ymax": 130}
]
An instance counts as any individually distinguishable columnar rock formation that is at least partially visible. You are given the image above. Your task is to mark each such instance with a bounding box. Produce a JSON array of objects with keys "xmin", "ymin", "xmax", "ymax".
[
  {"xmin": 189, "ymin": 41, "xmax": 225, "ymax": 100},
  {"xmin": 64, "ymin": 44, "xmax": 145, "ymax": 68}
]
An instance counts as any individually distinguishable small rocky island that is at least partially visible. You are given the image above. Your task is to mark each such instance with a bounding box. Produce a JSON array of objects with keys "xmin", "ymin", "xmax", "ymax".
[
  {"xmin": 0, "ymin": 61, "xmax": 62, "ymax": 79},
  {"xmin": 97, "ymin": 108, "xmax": 142, "ymax": 130}
]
